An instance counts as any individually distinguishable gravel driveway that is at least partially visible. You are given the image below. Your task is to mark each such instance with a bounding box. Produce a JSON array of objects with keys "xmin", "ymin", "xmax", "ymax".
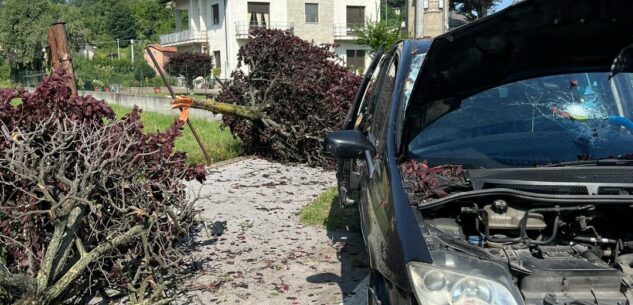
[{"xmin": 184, "ymin": 158, "xmax": 369, "ymax": 305}]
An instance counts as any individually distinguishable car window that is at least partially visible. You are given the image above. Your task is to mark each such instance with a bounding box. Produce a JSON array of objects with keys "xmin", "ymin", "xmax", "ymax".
[
  {"xmin": 366, "ymin": 56, "xmax": 398, "ymax": 152},
  {"xmin": 354, "ymin": 55, "xmax": 386, "ymax": 131},
  {"xmin": 396, "ymin": 53, "xmax": 426, "ymax": 152},
  {"xmin": 344, "ymin": 48, "xmax": 384, "ymax": 130}
]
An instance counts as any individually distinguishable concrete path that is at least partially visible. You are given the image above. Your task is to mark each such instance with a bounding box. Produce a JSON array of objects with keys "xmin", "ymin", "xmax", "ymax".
[{"xmin": 185, "ymin": 158, "xmax": 369, "ymax": 305}]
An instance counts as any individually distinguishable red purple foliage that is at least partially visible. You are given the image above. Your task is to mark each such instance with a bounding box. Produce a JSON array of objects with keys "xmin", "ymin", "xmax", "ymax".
[
  {"xmin": 165, "ymin": 51, "xmax": 214, "ymax": 89},
  {"xmin": 219, "ymin": 29, "xmax": 362, "ymax": 167},
  {"xmin": 400, "ymin": 160, "xmax": 467, "ymax": 204},
  {"xmin": 0, "ymin": 71, "xmax": 205, "ymax": 304},
  {"xmin": 0, "ymin": 71, "xmax": 206, "ymax": 183}
]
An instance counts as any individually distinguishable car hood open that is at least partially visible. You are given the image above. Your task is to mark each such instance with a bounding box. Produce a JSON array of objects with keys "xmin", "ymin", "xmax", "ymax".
[{"xmin": 411, "ymin": 0, "xmax": 633, "ymax": 105}]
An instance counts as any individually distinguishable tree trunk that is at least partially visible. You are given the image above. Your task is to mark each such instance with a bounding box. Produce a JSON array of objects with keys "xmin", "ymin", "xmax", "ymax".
[
  {"xmin": 12, "ymin": 225, "xmax": 146, "ymax": 305},
  {"xmin": 187, "ymin": 98, "xmax": 265, "ymax": 121},
  {"xmin": 174, "ymin": 96, "xmax": 292, "ymax": 136}
]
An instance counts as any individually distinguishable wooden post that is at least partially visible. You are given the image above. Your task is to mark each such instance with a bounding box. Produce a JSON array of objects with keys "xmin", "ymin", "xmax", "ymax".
[
  {"xmin": 48, "ymin": 22, "xmax": 78, "ymax": 96},
  {"xmin": 145, "ymin": 46, "xmax": 213, "ymax": 164},
  {"xmin": 47, "ymin": 28, "xmax": 60, "ymax": 69}
]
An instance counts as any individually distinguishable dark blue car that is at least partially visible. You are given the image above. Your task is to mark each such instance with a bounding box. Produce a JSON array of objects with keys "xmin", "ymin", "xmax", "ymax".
[{"xmin": 324, "ymin": 1, "xmax": 633, "ymax": 304}]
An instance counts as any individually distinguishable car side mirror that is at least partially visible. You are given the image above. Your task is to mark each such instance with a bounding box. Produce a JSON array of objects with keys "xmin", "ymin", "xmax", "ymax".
[
  {"xmin": 323, "ymin": 130, "xmax": 377, "ymax": 178},
  {"xmin": 323, "ymin": 130, "xmax": 375, "ymax": 159}
]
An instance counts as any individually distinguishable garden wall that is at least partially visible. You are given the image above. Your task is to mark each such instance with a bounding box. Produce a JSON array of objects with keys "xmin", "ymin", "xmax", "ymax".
[
  {"xmin": 82, "ymin": 90, "xmax": 220, "ymax": 120},
  {"xmin": 26, "ymin": 87, "xmax": 220, "ymax": 120}
]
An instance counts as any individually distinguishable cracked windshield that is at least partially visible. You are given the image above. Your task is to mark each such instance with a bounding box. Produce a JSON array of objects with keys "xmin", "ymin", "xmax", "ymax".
[{"xmin": 409, "ymin": 72, "xmax": 633, "ymax": 168}]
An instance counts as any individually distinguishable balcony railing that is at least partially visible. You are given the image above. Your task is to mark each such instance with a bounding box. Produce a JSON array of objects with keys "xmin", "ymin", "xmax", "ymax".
[
  {"xmin": 160, "ymin": 29, "xmax": 207, "ymax": 46},
  {"xmin": 234, "ymin": 21, "xmax": 295, "ymax": 38},
  {"xmin": 333, "ymin": 23, "xmax": 364, "ymax": 39}
]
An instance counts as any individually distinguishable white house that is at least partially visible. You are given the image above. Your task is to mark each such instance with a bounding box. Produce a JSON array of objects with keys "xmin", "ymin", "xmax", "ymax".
[{"xmin": 160, "ymin": 0, "xmax": 381, "ymax": 79}]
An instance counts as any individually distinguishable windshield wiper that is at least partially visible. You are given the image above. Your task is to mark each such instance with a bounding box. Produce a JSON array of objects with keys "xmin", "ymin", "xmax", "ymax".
[{"xmin": 547, "ymin": 158, "xmax": 633, "ymax": 167}]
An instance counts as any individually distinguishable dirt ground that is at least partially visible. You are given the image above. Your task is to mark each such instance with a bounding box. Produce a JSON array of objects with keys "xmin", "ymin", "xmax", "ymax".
[{"xmin": 183, "ymin": 158, "xmax": 369, "ymax": 305}]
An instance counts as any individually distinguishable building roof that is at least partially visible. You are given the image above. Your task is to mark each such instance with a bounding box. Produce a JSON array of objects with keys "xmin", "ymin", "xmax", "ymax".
[{"xmin": 149, "ymin": 44, "xmax": 177, "ymax": 53}]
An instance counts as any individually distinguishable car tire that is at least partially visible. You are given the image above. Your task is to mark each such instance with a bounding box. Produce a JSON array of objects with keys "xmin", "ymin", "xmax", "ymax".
[{"xmin": 368, "ymin": 270, "xmax": 390, "ymax": 305}]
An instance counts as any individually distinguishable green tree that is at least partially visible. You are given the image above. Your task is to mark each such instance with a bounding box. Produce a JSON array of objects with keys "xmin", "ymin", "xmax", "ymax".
[
  {"xmin": 132, "ymin": 59, "xmax": 156, "ymax": 81},
  {"xmin": 385, "ymin": 0, "xmax": 404, "ymax": 7},
  {"xmin": 354, "ymin": 20, "xmax": 410, "ymax": 53},
  {"xmin": 53, "ymin": 3, "xmax": 91, "ymax": 52},
  {"xmin": 451, "ymin": 0, "xmax": 500, "ymax": 20},
  {"xmin": 381, "ymin": 2, "xmax": 404, "ymax": 28},
  {"xmin": 107, "ymin": 3, "xmax": 136, "ymax": 47},
  {"xmin": 0, "ymin": 0, "xmax": 56, "ymax": 71},
  {"xmin": 72, "ymin": 0, "xmax": 115, "ymax": 43},
  {"xmin": 69, "ymin": 0, "xmax": 178, "ymax": 42},
  {"xmin": 128, "ymin": 0, "xmax": 175, "ymax": 41},
  {"xmin": 380, "ymin": 0, "xmax": 406, "ymax": 27}
]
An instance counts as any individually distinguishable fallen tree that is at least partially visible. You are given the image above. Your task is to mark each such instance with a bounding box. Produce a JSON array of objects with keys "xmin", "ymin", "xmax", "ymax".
[
  {"xmin": 0, "ymin": 71, "xmax": 206, "ymax": 305},
  {"xmin": 172, "ymin": 29, "xmax": 362, "ymax": 168}
]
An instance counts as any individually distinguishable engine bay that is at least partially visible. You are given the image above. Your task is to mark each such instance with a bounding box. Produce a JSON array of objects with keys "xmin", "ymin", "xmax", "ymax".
[
  {"xmin": 423, "ymin": 196, "xmax": 633, "ymax": 305},
  {"xmin": 402, "ymin": 164, "xmax": 633, "ymax": 305}
]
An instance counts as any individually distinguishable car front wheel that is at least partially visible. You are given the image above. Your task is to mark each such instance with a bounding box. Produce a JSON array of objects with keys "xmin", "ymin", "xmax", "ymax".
[{"xmin": 368, "ymin": 270, "xmax": 390, "ymax": 305}]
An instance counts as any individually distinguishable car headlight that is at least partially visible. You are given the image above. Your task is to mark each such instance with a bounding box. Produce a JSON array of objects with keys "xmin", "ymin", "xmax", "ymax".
[{"xmin": 407, "ymin": 253, "xmax": 523, "ymax": 305}]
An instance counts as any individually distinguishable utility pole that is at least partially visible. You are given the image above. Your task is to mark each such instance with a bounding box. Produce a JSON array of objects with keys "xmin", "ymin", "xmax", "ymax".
[
  {"xmin": 130, "ymin": 39, "xmax": 135, "ymax": 63},
  {"xmin": 117, "ymin": 38, "xmax": 120, "ymax": 59},
  {"xmin": 48, "ymin": 22, "xmax": 78, "ymax": 96},
  {"xmin": 415, "ymin": 0, "xmax": 424, "ymax": 37}
]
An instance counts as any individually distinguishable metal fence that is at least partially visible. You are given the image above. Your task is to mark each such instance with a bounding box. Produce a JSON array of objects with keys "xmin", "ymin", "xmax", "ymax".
[
  {"xmin": 333, "ymin": 23, "xmax": 363, "ymax": 39},
  {"xmin": 15, "ymin": 70, "xmax": 47, "ymax": 87},
  {"xmin": 234, "ymin": 21, "xmax": 295, "ymax": 39}
]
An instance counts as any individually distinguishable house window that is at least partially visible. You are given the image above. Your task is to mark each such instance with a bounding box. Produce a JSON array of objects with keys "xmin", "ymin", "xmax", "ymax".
[
  {"xmin": 248, "ymin": 2, "xmax": 270, "ymax": 28},
  {"xmin": 212, "ymin": 4, "xmax": 220, "ymax": 25},
  {"xmin": 305, "ymin": 3, "xmax": 318, "ymax": 23},
  {"xmin": 346, "ymin": 50, "xmax": 366, "ymax": 72},
  {"xmin": 214, "ymin": 51, "xmax": 221, "ymax": 72},
  {"xmin": 346, "ymin": 6, "xmax": 365, "ymax": 34}
]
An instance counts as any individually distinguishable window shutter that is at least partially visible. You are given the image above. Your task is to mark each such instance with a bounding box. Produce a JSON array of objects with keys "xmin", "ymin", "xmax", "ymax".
[{"xmin": 248, "ymin": 3, "xmax": 270, "ymax": 13}]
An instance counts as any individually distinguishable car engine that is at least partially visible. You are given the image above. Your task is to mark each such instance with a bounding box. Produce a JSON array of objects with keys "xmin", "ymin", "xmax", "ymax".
[{"xmin": 408, "ymin": 167, "xmax": 633, "ymax": 305}]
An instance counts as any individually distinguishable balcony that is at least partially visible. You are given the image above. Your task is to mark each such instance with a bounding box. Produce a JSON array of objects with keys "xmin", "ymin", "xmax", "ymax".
[
  {"xmin": 235, "ymin": 21, "xmax": 295, "ymax": 39},
  {"xmin": 160, "ymin": 29, "xmax": 207, "ymax": 46},
  {"xmin": 333, "ymin": 23, "xmax": 364, "ymax": 40}
]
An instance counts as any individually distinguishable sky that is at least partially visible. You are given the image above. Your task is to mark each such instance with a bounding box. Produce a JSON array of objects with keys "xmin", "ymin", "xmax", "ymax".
[{"xmin": 494, "ymin": 0, "xmax": 516, "ymax": 12}]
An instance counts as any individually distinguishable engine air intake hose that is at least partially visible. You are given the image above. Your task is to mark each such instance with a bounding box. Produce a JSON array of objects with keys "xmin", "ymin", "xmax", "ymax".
[{"xmin": 572, "ymin": 244, "xmax": 603, "ymax": 264}]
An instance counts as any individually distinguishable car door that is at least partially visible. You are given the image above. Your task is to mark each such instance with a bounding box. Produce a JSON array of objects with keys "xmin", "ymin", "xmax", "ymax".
[
  {"xmin": 358, "ymin": 52, "xmax": 399, "ymax": 268},
  {"xmin": 337, "ymin": 48, "xmax": 385, "ymax": 207}
]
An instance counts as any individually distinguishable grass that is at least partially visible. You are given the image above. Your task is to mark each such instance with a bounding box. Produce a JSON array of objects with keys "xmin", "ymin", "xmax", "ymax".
[
  {"xmin": 109, "ymin": 104, "xmax": 242, "ymax": 164},
  {"xmin": 299, "ymin": 187, "xmax": 359, "ymax": 231},
  {"xmin": 0, "ymin": 79, "xmax": 15, "ymax": 89}
]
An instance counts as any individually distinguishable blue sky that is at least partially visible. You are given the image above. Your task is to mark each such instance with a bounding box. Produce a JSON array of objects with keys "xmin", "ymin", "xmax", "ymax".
[{"xmin": 494, "ymin": 0, "xmax": 515, "ymax": 12}]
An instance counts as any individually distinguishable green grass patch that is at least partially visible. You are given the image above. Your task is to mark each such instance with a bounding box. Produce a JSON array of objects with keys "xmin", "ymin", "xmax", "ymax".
[
  {"xmin": 299, "ymin": 187, "xmax": 359, "ymax": 231},
  {"xmin": 0, "ymin": 79, "xmax": 15, "ymax": 89},
  {"xmin": 109, "ymin": 104, "xmax": 242, "ymax": 164}
]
